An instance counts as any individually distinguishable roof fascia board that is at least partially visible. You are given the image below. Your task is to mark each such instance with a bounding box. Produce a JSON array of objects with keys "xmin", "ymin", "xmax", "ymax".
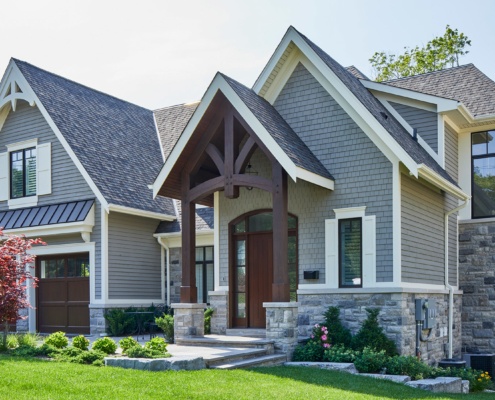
[
  {"xmin": 371, "ymin": 91, "xmax": 436, "ymax": 113},
  {"xmin": 296, "ymin": 167, "xmax": 334, "ymax": 190},
  {"xmin": 153, "ymin": 230, "xmax": 214, "ymax": 248},
  {"xmin": 152, "ymin": 112, "xmax": 165, "ymax": 162},
  {"xmin": 108, "ymin": 204, "xmax": 175, "ymax": 221},
  {"xmin": 296, "ymin": 52, "xmax": 410, "ymax": 172},
  {"xmin": 361, "ymin": 80, "xmax": 459, "ymax": 113},
  {"xmin": 153, "ymin": 73, "xmax": 299, "ymax": 197},
  {"xmin": 417, "ymin": 164, "xmax": 470, "ymax": 200},
  {"xmin": 4, "ymin": 62, "xmax": 110, "ymax": 211},
  {"xmin": 379, "ymin": 98, "xmax": 441, "ymax": 165}
]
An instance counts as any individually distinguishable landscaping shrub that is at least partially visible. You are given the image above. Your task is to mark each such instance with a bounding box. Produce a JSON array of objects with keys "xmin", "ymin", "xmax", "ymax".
[
  {"xmin": 16, "ymin": 333, "xmax": 41, "ymax": 348},
  {"xmin": 384, "ymin": 355, "xmax": 431, "ymax": 380},
  {"xmin": 6, "ymin": 334, "xmax": 18, "ymax": 349},
  {"xmin": 44, "ymin": 331, "xmax": 69, "ymax": 349},
  {"xmin": 119, "ymin": 337, "xmax": 139, "ymax": 354},
  {"xmin": 55, "ymin": 347, "xmax": 84, "ymax": 362},
  {"xmin": 76, "ymin": 349, "xmax": 106, "ymax": 366},
  {"xmin": 155, "ymin": 313, "xmax": 174, "ymax": 343},
  {"xmin": 292, "ymin": 341, "xmax": 325, "ymax": 362},
  {"xmin": 37, "ymin": 343, "xmax": 62, "ymax": 357},
  {"xmin": 72, "ymin": 335, "xmax": 90, "ymax": 351},
  {"xmin": 323, "ymin": 344, "xmax": 358, "ymax": 363},
  {"xmin": 126, "ymin": 345, "xmax": 170, "ymax": 359},
  {"xmin": 351, "ymin": 308, "xmax": 397, "ymax": 356},
  {"xmin": 91, "ymin": 337, "xmax": 117, "ymax": 354},
  {"xmin": 429, "ymin": 367, "xmax": 492, "ymax": 392},
  {"xmin": 353, "ymin": 347, "xmax": 388, "ymax": 373},
  {"xmin": 323, "ymin": 306, "xmax": 352, "ymax": 347},
  {"xmin": 104, "ymin": 309, "xmax": 134, "ymax": 336},
  {"xmin": 10, "ymin": 345, "xmax": 41, "ymax": 357},
  {"xmin": 204, "ymin": 307, "xmax": 214, "ymax": 334},
  {"xmin": 144, "ymin": 337, "xmax": 167, "ymax": 353}
]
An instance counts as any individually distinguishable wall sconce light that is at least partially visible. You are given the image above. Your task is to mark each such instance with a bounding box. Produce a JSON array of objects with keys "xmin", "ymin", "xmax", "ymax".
[{"xmin": 245, "ymin": 163, "xmax": 258, "ymax": 191}]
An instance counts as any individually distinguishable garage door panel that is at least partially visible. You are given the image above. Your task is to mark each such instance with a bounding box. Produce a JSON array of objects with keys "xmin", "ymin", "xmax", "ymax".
[
  {"xmin": 67, "ymin": 280, "xmax": 90, "ymax": 302},
  {"xmin": 39, "ymin": 281, "xmax": 67, "ymax": 301}
]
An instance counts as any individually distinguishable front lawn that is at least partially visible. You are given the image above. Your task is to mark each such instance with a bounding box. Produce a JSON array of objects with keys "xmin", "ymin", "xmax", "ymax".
[{"xmin": 0, "ymin": 355, "xmax": 493, "ymax": 399}]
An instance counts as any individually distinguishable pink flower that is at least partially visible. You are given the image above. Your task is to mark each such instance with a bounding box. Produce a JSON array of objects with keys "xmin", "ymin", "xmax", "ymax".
[
  {"xmin": 323, "ymin": 343, "xmax": 330, "ymax": 348},
  {"xmin": 321, "ymin": 335, "xmax": 327, "ymax": 341},
  {"xmin": 311, "ymin": 335, "xmax": 314, "ymax": 339},
  {"xmin": 315, "ymin": 324, "xmax": 320, "ymax": 328}
]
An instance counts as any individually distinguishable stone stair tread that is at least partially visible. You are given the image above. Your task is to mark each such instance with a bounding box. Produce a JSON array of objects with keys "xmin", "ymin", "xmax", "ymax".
[
  {"xmin": 205, "ymin": 348, "xmax": 268, "ymax": 364},
  {"xmin": 176, "ymin": 335, "xmax": 275, "ymax": 347},
  {"xmin": 210, "ymin": 354, "xmax": 287, "ymax": 369}
]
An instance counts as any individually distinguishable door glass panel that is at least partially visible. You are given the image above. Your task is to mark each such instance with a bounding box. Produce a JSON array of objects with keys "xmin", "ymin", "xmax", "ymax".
[
  {"xmin": 236, "ymin": 266, "xmax": 246, "ymax": 292},
  {"xmin": 236, "ymin": 293, "xmax": 246, "ymax": 318},
  {"xmin": 236, "ymin": 240, "xmax": 245, "ymax": 266},
  {"xmin": 195, "ymin": 264, "xmax": 204, "ymax": 303},
  {"xmin": 204, "ymin": 246, "xmax": 213, "ymax": 261},
  {"xmin": 25, "ymin": 148, "xmax": 37, "ymax": 196},
  {"xmin": 248, "ymin": 213, "xmax": 272, "ymax": 232},
  {"xmin": 10, "ymin": 150, "xmax": 23, "ymax": 198},
  {"xmin": 195, "ymin": 248, "xmax": 204, "ymax": 261},
  {"xmin": 339, "ymin": 219, "xmax": 362, "ymax": 287},
  {"xmin": 206, "ymin": 263, "xmax": 214, "ymax": 303},
  {"xmin": 234, "ymin": 220, "xmax": 245, "ymax": 233},
  {"xmin": 67, "ymin": 256, "xmax": 90, "ymax": 277},
  {"xmin": 473, "ymin": 157, "xmax": 495, "ymax": 218},
  {"xmin": 43, "ymin": 259, "xmax": 65, "ymax": 278}
]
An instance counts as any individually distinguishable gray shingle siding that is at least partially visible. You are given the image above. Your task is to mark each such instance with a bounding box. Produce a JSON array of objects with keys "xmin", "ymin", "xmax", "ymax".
[
  {"xmin": 219, "ymin": 63, "xmax": 394, "ymax": 284},
  {"xmin": 389, "ymin": 101, "xmax": 438, "ymax": 152},
  {"xmin": 444, "ymin": 123, "xmax": 458, "ymax": 181},
  {"xmin": 401, "ymin": 174, "xmax": 457, "ymax": 285},
  {"xmin": 108, "ymin": 212, "xmax": 162, "ymax": 299}
]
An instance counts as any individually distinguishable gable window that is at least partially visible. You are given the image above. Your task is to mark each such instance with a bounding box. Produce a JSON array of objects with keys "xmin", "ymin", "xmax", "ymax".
[
  {"xmin": 339, "ymin": 218, "xmax": 362, "ymax": 288},
  {"xmin": 472, "ymin": 130, "xmax": 495, "ymax": 218},
  {"xmin": 196, "ymin": 246, "xmax": 214, "ymax": 304},
  {"xmin": 10, "ymin": 147, "xmax": 36, "ymax": 198}
]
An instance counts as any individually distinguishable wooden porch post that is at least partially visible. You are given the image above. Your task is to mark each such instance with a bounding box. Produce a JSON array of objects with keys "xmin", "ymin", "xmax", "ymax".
[
  {"xmin": 180, "ymin": 172, "xmax": 197, "ymax": 303},
  {"xmin": 272, "ymin": 162, "xmax": 290, "ymax": 302}
]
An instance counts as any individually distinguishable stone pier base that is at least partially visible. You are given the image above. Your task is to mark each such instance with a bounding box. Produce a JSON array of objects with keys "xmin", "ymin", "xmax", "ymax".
[
  {"xmin": 209, "ymin": 291, "xmax": 228, "ymax": 335},
  {"xmin": 172, "ymin": 303, "xmax": 207, "ymax": 339},
  {"xmin": 264, "ymin": 302, "xmax": 300, "ymax": 360}
]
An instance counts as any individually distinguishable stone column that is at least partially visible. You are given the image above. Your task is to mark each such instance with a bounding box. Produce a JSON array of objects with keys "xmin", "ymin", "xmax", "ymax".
[
  {"xmin": 209, "ymin": 291, "xmax": 228, "ymax": 335},
  {"xmin": 172, "ymin": 303, "xmax": 206, "ymax": 339},
  {"xmin": 264, "ymin": 302, "xmax": 300, "ymax": 360}
]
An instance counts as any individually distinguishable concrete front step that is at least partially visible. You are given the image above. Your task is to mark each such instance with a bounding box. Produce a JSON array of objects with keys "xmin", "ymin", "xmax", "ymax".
[
  {"xmin": 210, "ymin": 353, "xmax": 287, "ymax": 369},
  {"xmin": 176, "ymin": 335, "xmax": 275, "ymax": 351},
  {"xmin": 206, "ymin": 348, "xmax": 269, "ymax": 368},
  {"xmin": 226, "ymin": 329, "xmax": 266, "ymax": 338}
]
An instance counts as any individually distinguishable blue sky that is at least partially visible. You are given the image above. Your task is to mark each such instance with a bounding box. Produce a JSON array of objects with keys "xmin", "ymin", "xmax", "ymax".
[{"xmin": 1, "ymin": 0, "xmax": 493, "ymax": 109}]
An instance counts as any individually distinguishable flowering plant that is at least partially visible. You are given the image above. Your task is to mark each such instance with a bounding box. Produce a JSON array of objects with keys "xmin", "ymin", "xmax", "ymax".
[
  {"xmin": 472, "ymin": 371, "xmax": 492, "ymax": 392},
  {"xmin": 310, "ymin": 323, "xmax": 332, "ymax": 349}
]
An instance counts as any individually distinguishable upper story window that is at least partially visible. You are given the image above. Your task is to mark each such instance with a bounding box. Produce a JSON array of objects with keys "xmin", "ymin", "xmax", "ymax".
[
  {"xmin": 0, "ymin": 139, "xmax": 51, "ymax": 209},
  {"xmin": 472, "ymin": 130, "xmax": 495, "ymax": 218},
  {"xmin": 10, "ymin": 147, "xmax": 36, "ymax": 198}
]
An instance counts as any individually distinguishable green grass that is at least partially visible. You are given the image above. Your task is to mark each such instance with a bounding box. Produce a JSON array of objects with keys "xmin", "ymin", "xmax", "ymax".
[{"xmin": 0, "ymin": 355, "xmax": 493, "ymax": 399}]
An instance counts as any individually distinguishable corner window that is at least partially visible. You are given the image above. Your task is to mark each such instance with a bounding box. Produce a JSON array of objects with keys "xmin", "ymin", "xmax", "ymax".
[
  {"xmin": 339, "ymin": 218, "xmax": 362, "ymax": 288},
  {"xmin": 10, "ymin": 147, "xmax": 36, "ymax": 198},
  {"xmin": 472, "ymin": 131, "xmax": 495, "ymax": 218},
  {"xmin": 196, "ymin": 246, "xmax": 214, "ymax": 304}
]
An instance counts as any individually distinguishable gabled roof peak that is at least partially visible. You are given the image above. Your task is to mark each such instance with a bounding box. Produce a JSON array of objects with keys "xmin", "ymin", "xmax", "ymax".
[
  {"xmin": 12, "ymin": 58, "xmax": 150, "ymax": 112},
  {"xmin": 383, "ymin": 63, "xmax": 477, "ymax": 83}
]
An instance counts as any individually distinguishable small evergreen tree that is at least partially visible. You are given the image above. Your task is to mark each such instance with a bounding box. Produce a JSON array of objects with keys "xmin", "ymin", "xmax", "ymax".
[
  {"xmin": 323, "ymin": 306, "xmax": 352, "ymax": 347},
  {"xmin": 351, "ymin": 308, "xmax": 398, "ymax": 357}
]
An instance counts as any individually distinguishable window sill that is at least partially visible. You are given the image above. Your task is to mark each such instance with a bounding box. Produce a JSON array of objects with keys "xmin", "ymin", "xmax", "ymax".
[{"xmin": 8, "ymin": 196, "xmax": 38, "ymax": 209}]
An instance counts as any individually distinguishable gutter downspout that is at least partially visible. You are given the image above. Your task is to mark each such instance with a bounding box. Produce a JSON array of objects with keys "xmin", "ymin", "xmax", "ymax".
[
  {"xmin": 156, "ymin": 237, "xmax": 170, "ymax": 306},
  {"xmin": 445, "ymin": 199, "xmax": 468, "ymax": 359}
]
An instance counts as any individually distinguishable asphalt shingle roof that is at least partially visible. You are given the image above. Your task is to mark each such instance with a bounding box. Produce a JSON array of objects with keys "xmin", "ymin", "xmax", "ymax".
[
  {"xmin": 221, "ymin": 73, "xmax": 334, "ymax": 181},
  {"xmin": 295, "ymin": 29, "xmax": 457, "ymax": 186},
  {"xmin": 14, "ymin": 59, "xmax": 175, "ymax": 216},
  {"xmin": 383, "ymin": 64, "xmax": 495, "ymax": 117},
  {"xmin": 155, "ymin": 200, "xmax": 213, "ymax": 234},
  {"xmin": 154, "ymin": 102, "xmax": 199, "ymax": 161}
]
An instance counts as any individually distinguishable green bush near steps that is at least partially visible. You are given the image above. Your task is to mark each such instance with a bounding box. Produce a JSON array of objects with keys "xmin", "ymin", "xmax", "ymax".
[
  {"xmin": 44, "ymin": 331, "xmax": 69, "ymax": 349},
  {"xmin": 91, "ymin": 337, "xmax": 117, "ymax": 354}
]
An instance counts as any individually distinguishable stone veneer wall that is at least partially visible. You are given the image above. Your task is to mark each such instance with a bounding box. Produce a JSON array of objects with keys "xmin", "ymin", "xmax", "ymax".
[
  {"xmin": 298, "ymin": 292, "xmax": 462, "ymax": 365},
  {"xmin": 459, "ymin": 221, "xmax": 495, "ymax": 353},
  {"xmin": 168, "ymin": 248, "xmax": 182, "ymax": 305}
]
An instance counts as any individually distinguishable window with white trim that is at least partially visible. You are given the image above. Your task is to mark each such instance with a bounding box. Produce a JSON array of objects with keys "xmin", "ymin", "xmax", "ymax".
[
  {"xmin": 0, "ymin": 139, "xmax": 51, "ymax": 207},
  {"xmin": 325, "ymin": 207, "xmax": 376, "ymax": 288}
]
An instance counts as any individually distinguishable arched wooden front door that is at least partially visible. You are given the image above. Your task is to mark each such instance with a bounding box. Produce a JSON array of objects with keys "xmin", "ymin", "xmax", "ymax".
[{"xmin": 230, "ymin": 211, "xmax": 297, "ymax": 328}]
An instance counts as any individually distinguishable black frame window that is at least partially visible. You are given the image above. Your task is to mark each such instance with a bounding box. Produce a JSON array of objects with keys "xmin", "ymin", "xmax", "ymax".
[
  {"xmin": 195, "ymin": 246, "xmax": 214, "ymax": 304},
  {"xmin": 10, "ymin": 147, "xmax": 36, "ymax": 199},
  {"xmin": 339, "ymin": 218, "xmax": 362, "ymax": 288},
  {"xmin": 472, "ymin": 131, "xmax": 495, "ymax": 218}
]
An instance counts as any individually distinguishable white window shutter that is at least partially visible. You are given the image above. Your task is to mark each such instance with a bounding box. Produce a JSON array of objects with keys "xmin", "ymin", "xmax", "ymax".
[
  {"xmin": 37, "ymin": 142, "xmax": 51, "ymax": 195},
  {"xmin": 325, "ymin": 219, "xmax": 338, "ymax": 288},
  {"xmin": 362, "ymin": 215, "xmax": 376, "ymax": 287},
  {"xmin": 0, "ymin": 152, "xmax": 8, "ymax": 201}
]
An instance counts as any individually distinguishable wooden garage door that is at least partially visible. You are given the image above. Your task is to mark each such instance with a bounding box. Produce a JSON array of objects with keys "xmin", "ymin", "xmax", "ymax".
[{"xmin": 37, "ymin": 253, "xmax": 90, "ymax": 334}]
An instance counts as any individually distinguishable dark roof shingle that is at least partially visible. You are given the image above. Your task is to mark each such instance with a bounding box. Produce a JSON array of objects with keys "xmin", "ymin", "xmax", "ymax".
[
  {"xmin": 383, "ymin": 64, "xmax": 495, "ymax": 117},
  {"xmin": 14, "ymin": 59, "xmax": 175, "ymax": 216},
  {"xmin": 155, "ymin": 201, "xmax": 213, "ymax": 234}
]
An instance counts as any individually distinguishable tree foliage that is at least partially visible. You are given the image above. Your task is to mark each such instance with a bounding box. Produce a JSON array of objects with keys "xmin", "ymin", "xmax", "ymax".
[
  {"xmin": 370, "ymin": 25, "xmax": 471, "ymax": 82},
  {"xmin": 0, "ymin": 229, "xmax": 44, "ymax": 348}
]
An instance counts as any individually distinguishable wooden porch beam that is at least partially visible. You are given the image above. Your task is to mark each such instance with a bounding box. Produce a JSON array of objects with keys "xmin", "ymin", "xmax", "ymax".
[
  {"xmin": 205, "ymin": 143, "xmax": 225, "ymax": 175},
  {"xmin": 187, "ymin": 175, "xmax": 225, "ymax": 203},
  {"xmin": 234, "ymin": 136, "xmax": 257, "ymax": 174},
  {"xmin": 224, "ymin": 108, "xmax": 239, "ymax": 199},
  {"xmin": 272, "ymin": 162, "xmax": 290, "ymax": 302}
]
